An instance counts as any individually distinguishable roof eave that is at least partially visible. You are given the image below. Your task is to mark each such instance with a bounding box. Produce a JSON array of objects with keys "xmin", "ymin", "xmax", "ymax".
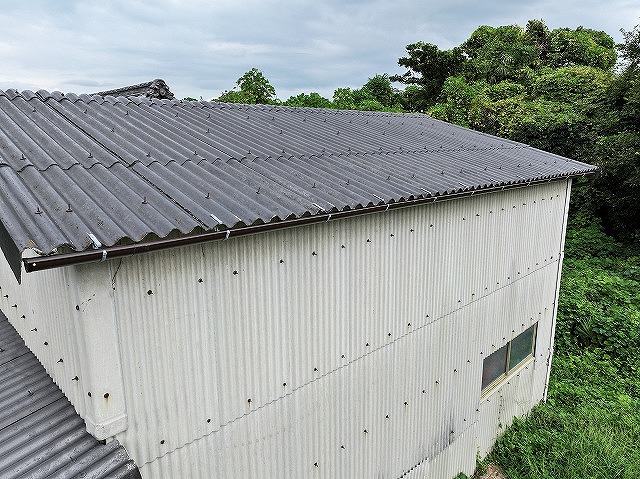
[{"xmin": 22, "ymin": 171, "xmax": 596, "ymax": 274}]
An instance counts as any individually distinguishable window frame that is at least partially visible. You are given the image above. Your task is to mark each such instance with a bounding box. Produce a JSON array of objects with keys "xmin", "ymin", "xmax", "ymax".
[{"xmin": 481, "ymin": 323, "xmax": 537, "ymax": 396}]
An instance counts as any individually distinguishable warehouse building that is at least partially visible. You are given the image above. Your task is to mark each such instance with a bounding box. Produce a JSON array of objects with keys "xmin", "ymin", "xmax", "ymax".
[{"xmin": 0, "ymin": 87, "xmax": 596, "ymax": 478}]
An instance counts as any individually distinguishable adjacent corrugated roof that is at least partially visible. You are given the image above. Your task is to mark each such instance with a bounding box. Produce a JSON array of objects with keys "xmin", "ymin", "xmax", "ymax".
[
  {"xmin": 0, "ymin": 88, "xmax": 596, "ymax": 275},
  {"xmin": 93, "ymin": 79, "xmax": 174, "ymax": 99},
  {"xmin": 0, "ymin": 311, "xmax": 141, "ymax": 479}
]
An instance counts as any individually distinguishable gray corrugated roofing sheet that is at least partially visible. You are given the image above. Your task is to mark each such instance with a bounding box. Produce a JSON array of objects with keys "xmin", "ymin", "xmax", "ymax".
[
  {"xmin": 0, "ymin": 311, "xmax": 141, "ymax": 479},
  {"xmin": 0, "ymin": 89, "xmax": 596, "ymax": 269}
]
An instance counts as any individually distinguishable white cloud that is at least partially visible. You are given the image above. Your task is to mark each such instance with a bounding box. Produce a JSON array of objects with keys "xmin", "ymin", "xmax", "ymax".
[
  {"xmin": 0, "ymin": 0, "xmax": 637, "ymax": 100},
  {"xmin": 205, "ymin": 41, "xmax": 271, "ymax": 55}
]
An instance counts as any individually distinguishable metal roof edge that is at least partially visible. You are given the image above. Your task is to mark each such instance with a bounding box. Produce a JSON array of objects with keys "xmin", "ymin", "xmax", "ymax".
[
  {"xmin": 23, "ymin": 172, "xmax": 594, "ymax": 273},
  {"xmin": 0, "ymin": 220, "xmax": 21, "ymax": 282}
]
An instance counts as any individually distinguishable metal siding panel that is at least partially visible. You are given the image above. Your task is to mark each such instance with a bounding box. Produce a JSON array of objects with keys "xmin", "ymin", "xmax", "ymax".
[
  {"xmin": 90, "ymin": 181, "xmax": 569, "ymax": 478},
  {"xmin": 0, "ymin": 254, "xmax": 86, "ymax": 419}
]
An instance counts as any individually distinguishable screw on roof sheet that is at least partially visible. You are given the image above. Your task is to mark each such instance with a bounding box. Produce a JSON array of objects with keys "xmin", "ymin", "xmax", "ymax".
[
  {"xmin": 57, "ymin": 358, "xmax": 64, "ymax": 363},
  {"xmin": 142, "ymin": 196, "xmax": 148, "ymax": 204},
  {"xmin": 346, "ymin": 179, "xmax": 350, "ymax": 185},
  {"xmin": 441, "ymin": 170, "xmax": 444, "ymax": 175},
  {"xmin": 34, "ymin": 207, "xmax": 42, "ymax": 215},
  {"xmin": 256, "ymin": 187, "xmax": 260, "ymax": 194},
  {"xmin": 87, "ymin": 152, "xmax": 93, "ymax": 159},
  {"xmin": 125, "ymin": 110, "xmax": 128, "ymax": 115},
  {"xmin": 32, "ymin": 107, "xmax": 36, "ymax": 112},
  {"xmin": 146, "ymin": 152, "xmax": 151, "ymax": 157},
  {"xmin": 66, "ymin": 203, "xmax": 73, "ymax": 213},
  {"xmin": 312, "ymin": 183, "xmax": 316, "ymax": 188}
]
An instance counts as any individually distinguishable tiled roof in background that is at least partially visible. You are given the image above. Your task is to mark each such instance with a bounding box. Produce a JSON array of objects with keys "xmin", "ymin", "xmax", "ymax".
[
  {"xmin": 0, "ymin": 311, "xmax": 141, "ymax": 479},
  {"xmin": 93, "ymin": 79, "xmax": 174, "ymax": 99},
  {"xmin": 0, "ymin": 89, "xmax": 596, "ymax": 271}
]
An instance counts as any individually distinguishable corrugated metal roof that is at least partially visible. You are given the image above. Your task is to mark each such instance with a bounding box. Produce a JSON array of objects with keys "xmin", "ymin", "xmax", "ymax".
[
  {"xmin": 0, "ymin": 310, "xmax": 141, "ymax": 479},
  {"xmin": 0, "ymin": 88, "xmax": 596, "ymax": 270}
]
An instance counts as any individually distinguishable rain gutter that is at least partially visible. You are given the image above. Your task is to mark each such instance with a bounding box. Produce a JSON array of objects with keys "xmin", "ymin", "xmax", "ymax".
[{"xmin": 23, "ymin": 173, "xmax": 597, "ymax": 273}]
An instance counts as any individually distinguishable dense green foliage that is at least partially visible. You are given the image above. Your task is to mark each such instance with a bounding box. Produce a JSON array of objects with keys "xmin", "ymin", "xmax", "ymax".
[{"xmin": 216, "ymin": 68, "xmax": 277, "ymax": 104}]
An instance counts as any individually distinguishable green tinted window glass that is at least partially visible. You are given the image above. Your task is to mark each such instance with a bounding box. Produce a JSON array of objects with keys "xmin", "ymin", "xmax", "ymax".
[
  {"xmin": 482, "ymin": 344, "xmax": 508, "ymax": 390},
  {"xmin": 508, "ymin": 325, "xmax": 536, "ymax": 370}
]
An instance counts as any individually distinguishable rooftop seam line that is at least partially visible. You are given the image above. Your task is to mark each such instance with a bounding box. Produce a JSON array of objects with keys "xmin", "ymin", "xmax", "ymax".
[
  {"xmin": 130, "ymin": 167, "xmax": 210, "ymax": 230},
  {"xmin": 36, "ymin": 95, "xmax": 135, "ymax": 168}
]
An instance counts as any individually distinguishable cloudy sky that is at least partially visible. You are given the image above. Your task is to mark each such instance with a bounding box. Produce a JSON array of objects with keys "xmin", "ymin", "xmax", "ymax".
[{"xmin": 0, "ymin": 1, "xmax": 638, "ymax": 101}]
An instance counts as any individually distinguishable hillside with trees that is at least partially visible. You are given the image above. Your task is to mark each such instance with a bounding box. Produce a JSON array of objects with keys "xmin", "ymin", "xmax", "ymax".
[{"xmin": 205, "ymin": 20, "xmax": 640, "ymax": 477}]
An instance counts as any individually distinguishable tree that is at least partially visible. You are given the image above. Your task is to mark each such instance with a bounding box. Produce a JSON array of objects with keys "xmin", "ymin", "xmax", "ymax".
[
  {"xmin": 547, "ymin": 27, "xmax": 617, "ymax": 70},
  {"xmin": 362, "ymin": 74, "xmax": 397, "ymax": 108},
  {"xmin": 215, "ymin": 68, "xmax": 277, "ymax": 104},
  {"xmin": 461, "ymin": 24, "xmax": 539, "ymax": 83},
  {"xmin": 332, "ymin": 87, "xmax": 357, "ymax": 110},
  {"xmin": 589, "ymin": 133, "xmax": 640, "ymax": 239},
  {"xmin": 390, "ymin": 42, "xmax": 466, "ymax": 108},
  {"xmin": 283, "ymin": 92, "xmax": 333, "ymax": 108},
  {"xmin": 611, "ymin": 25, "xmax": 640, "ymax": 130},
  {"xmin": 619, "ymin": 24, "xmax": 640, "ymax": 69}
]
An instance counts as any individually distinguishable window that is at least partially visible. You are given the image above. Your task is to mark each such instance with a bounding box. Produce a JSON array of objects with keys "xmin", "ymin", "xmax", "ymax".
[{"xmin": 481, "ymin": 324, "xmax": 537, "ymax": 393}]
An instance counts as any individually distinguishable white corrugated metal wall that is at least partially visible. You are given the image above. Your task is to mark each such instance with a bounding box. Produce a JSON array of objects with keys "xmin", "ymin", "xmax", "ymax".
[
  {"xmin": 108, "ymin": 180, "xmax": 570, "ymax": 478},
  {"xmin": 0, "ymin": 179, "xmax": 571, "ymax": 478},
  {"xmin": 0, "ymin": 252, "xmax": 88, "ymax": 416}
]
